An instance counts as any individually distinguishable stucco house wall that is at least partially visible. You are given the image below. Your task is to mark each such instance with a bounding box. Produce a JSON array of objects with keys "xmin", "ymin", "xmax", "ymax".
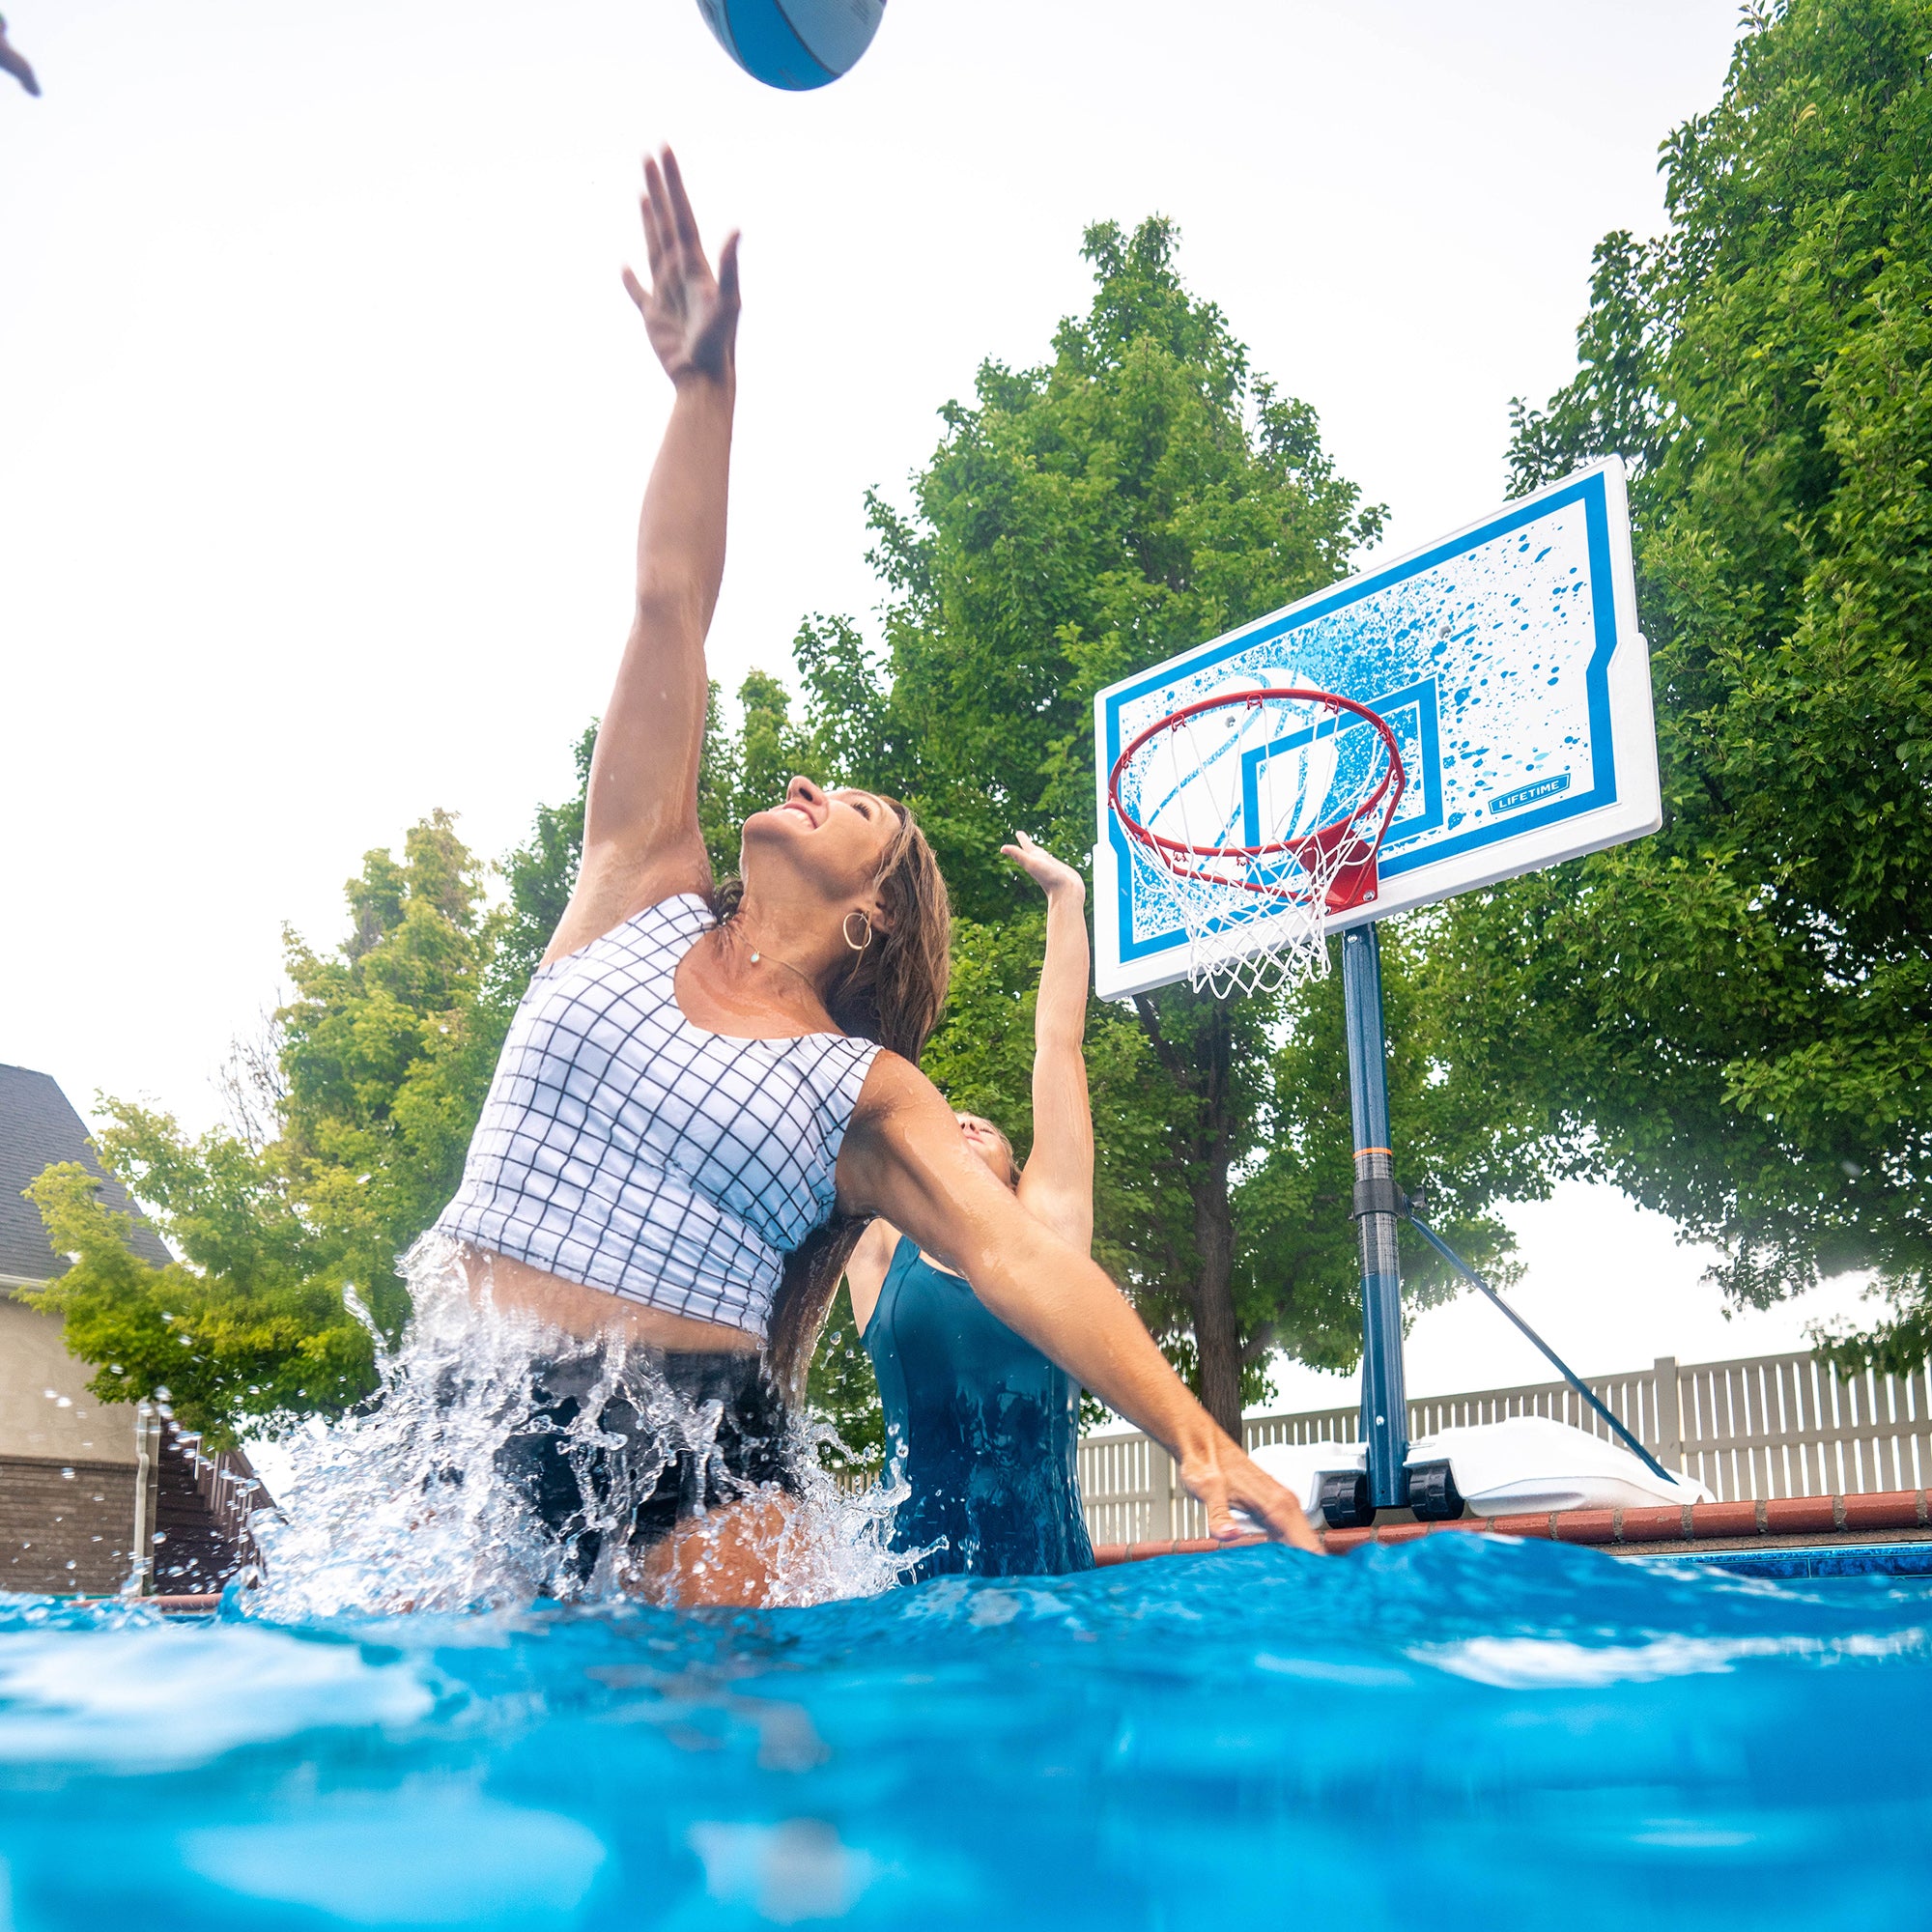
[{"xmin": 1, "ymin": 1062, "xmax": 171, "ymax": 1593}]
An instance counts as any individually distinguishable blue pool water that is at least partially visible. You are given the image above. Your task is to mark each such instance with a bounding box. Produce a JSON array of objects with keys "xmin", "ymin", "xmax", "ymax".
[{"xmin": 3, "ymin": 1535, "xmax": 1930, "ymax": 1931}]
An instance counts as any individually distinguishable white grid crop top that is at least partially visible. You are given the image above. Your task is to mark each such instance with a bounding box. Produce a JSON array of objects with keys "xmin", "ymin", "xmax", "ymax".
[{"xmin": 436, "ymin": 894, "xmax": 881, "ymax": 1337}]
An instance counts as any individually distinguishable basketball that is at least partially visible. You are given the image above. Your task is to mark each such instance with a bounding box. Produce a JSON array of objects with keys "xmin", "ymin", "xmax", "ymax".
[{"xmin": 696, "ymin": 0, "xmax": 885, "ymax": 91}]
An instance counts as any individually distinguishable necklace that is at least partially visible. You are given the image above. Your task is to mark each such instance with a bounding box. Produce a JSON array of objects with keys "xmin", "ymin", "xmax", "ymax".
[{"xmin": 748, "ymin": 944, "xmax": 817, "ymax": 994}]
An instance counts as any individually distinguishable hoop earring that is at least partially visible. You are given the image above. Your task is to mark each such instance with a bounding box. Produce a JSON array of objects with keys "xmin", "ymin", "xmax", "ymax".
[{"xmin": 842, "ymin": 910, "xmax": 874, "ymax": 952}]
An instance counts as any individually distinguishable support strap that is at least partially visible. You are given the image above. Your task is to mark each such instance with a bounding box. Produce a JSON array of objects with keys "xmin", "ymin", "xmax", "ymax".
[{"xmin": 1404, "ymin": 1212, "xmax": 1675, "ymax": 1487}]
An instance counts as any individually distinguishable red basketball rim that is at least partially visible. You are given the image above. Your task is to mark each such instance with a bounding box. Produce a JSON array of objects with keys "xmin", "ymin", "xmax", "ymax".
[{"xmin": 1107, "ymin": 687, "xmax": 1406, "ymax": 898}]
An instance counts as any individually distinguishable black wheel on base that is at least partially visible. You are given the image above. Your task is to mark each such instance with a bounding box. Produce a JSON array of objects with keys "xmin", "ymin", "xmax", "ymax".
[
  {"xmin": 1407, "ymin": 1460, "xmax": 1464, "ymax": 1520},
  {"xmin": 1317, "ymin": 1469, "xmax": 1374, "ymax": 1529}
]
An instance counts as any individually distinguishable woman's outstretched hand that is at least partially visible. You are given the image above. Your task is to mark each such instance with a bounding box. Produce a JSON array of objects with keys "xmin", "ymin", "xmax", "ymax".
[
  {"xmin": 1179, "ymin": 1435, "xmax": 1326, "ymax": 1553},
  {"xmin": 622, "ymin": 147, "xmax": 741, "ymax": 387},
  {"xmin": 1002, "ymin": 830, "xmax": 1085, "ymax": 902}
]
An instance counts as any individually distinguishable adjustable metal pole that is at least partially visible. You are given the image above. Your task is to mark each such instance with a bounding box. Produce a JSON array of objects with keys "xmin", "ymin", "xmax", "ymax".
[{"xmin": 1342, "ymin": 923, "xmax": 1409, "ymax": 1511}]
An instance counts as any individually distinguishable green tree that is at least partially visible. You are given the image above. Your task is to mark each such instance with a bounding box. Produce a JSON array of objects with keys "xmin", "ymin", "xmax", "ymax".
[
  {"xmin": 272, "ymin": 810, "xmax": 505, "ymax": 1297},
  {"xmin": 805, "ymin": 1290, "xmax": 887, "ymax": 1477},
  {"xmin": 492, "ymin": 724, "xmax": 595, "ymax": 1006},
  {"xmin": 697, "ymin": 670, "xmax": 814, "ymax": 870},
  {"xmin": 31, "ymin": 813, "xmax": 506, "ymax": 1444},
  {"xmin": 24, "ymin": 1163, "xmax": 381, "ymax": 1444},
  {"xmin": 1444, "ymin": 0, "xmax": 1932, "ymax": 1363},
  {"xmin": 792, "ymin": 218, "xmax": 1554, "ymax": 1431}
]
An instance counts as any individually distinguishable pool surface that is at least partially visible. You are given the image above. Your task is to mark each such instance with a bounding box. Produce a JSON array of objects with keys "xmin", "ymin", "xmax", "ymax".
[{"xmin": 4, "ymin": 1534, "xmax": 1929, "ymax": 1929}]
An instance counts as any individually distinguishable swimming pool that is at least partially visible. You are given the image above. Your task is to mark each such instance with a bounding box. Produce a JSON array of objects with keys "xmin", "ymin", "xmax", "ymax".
[{"xmin": 3, "ymin": 1534, "xmax": 1928, "ymax": 1929}]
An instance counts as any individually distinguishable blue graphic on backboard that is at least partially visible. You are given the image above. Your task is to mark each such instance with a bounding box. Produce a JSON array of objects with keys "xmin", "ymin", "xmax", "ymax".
[
  {"xmin": 1235, "ymin": 678, "xmax": 1443, "ymax": 854},
  {"xmin": 1092, "ymin": 460, "xmax": 1660, "ymax": 1000}
]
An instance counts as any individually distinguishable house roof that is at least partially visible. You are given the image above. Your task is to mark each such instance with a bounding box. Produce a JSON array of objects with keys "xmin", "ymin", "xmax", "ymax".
[{"xmin": 0, "ymin": 1063, "xmax": 173, "ymax": 1284}]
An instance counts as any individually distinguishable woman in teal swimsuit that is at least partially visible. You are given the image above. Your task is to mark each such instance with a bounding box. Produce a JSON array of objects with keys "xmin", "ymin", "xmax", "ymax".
[{"xmin": 846, "ymin": 833, "xmax": 1099, "ymax": 1578}]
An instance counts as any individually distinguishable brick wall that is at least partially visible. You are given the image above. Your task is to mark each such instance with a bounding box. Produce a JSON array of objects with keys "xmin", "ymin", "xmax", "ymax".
[{"xmin": 0, "ymin": 1455, "xmax": 138, "ymax": 1594}]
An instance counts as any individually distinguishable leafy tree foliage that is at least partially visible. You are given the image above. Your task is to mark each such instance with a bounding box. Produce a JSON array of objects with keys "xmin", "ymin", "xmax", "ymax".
[
  {"xmin": 1449, "ymin": 0, "xmax": 1932, "ymax": 1361},
  {"xmin": 24, "ymin": 1163, "xmax": 382, "ymax": 1448},
  {"xmin": 787, "ymin": 219, "xmax": 1554, "ymax": 1430},
  {"xmin": 805, "ymin": 1289, "xmax": 888, "ymax": 1477},
  {"xmin": 492, "ymin": 724, "xmax": 595, "ymax": 1006},
  {"xmin": 31, "ymin": 813, "xmax": 503, "ymax": 1444},
  {"xmin": 273, "ymin": 811, "xmax": 504, "ymax": 1292}
]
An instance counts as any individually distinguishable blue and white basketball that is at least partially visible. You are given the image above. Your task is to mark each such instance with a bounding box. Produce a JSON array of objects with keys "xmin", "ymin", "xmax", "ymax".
[{"xmin": 696, "ymin": 0, "xmax": 885, "ymax": 91}]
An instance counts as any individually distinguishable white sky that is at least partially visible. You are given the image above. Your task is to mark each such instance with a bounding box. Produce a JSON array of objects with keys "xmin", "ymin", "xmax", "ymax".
[{"xmin": 4, "ymin": 0, "xmax": 1862, "ymax": 1394}]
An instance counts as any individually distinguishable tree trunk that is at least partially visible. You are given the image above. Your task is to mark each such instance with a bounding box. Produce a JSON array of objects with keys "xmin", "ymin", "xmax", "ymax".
[
  {"xmin": 1190, "ymin": 1159, "xmax": 1244, "ymax": 1436},
  {"xmin": 1131, "ymin": 987, "xmax": 1247, "ymax": 1439}
]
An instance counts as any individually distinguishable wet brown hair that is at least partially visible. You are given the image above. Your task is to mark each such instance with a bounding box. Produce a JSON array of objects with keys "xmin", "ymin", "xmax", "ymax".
[
  {"xmin": 819, "ymin": 796, "xmax": 952, "ymax": 1064},
  {"xmin": 721, "ymin": 795, "xmax": 952, "ymax": 1401}
]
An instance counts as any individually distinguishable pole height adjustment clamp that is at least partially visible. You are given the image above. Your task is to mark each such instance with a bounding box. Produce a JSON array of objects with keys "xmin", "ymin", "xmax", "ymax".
[{"xmin": 1350, "ymin": 1175, "xmax": 1422, "ymax": 1221}]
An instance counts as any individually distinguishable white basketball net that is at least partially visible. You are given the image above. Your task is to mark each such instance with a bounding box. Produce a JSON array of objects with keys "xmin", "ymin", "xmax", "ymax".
[{"xmin": 1110, "ymin": 688, "xmax": 1405, "ymax": 1000}]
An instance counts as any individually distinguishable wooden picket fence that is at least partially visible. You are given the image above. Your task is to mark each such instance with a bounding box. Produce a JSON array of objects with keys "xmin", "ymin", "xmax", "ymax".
[{"xmin": 1077, "ymin": 1349, "xmax": 1932, "ymax": 1546}]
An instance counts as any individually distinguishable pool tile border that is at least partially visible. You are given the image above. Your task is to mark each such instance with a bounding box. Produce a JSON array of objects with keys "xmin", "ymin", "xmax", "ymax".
[{"xmin": 1094, "ymin": 1487, "xmax": 1932, "ymax": 1565}]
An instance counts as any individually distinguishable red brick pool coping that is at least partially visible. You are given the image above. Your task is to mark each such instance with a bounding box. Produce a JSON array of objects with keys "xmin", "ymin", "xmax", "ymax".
[
  {"xmin": 123, "ymin": 1490, "xmax": 1932, "ymax": 1610},
  {"xmin": 1094, "ymin": 1487, "xmax": 1932, "ymax": 1565}
]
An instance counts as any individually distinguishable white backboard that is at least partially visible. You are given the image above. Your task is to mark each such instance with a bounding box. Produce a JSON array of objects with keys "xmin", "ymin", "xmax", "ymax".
[{"xmin": 1093, "ymin": 459, "xmax": 1660, "ymax": 1001}]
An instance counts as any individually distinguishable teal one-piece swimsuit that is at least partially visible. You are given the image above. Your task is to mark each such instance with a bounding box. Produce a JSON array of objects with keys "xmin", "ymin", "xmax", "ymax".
[{"xmin": 862, "ymin": 1235, "xmax": 1095, "ymax": 1580}]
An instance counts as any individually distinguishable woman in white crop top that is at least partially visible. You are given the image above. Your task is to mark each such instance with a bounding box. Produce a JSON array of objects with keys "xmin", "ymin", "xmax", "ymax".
[{"xmin": 438, "ymin": 149, "xmax": 1319, "ymax": 1603}]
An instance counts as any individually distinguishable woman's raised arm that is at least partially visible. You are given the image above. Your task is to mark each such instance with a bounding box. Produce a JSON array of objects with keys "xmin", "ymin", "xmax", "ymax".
[
  {"xmin": 838, "ymin": 1056, "xmax": 1322, "ymax": 1550},
  {"xmin": 1004, "ymin": 833, "xmax": 1094, "ymax": 1252},
  {"xmin": 547, "ymin": 149, "xmax": 741, "ymax": 965}
]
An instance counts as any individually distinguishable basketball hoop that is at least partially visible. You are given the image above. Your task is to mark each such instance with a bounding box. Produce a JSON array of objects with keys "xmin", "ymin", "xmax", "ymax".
[{"xmin": 1107, "ymin": 687, "xmax": 1406, "ymax": 998}]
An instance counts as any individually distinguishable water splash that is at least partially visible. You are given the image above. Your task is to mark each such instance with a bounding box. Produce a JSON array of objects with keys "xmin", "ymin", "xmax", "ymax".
[{"xmin": 243, "ymin": 1241, "xmax": 920, "ymax": 1619}]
